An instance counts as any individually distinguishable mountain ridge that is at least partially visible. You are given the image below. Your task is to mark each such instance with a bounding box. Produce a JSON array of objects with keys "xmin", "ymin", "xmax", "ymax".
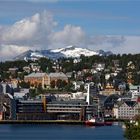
[{"xmin": 13, "ymin": 45, "xmax": 113, "ymax": 61}]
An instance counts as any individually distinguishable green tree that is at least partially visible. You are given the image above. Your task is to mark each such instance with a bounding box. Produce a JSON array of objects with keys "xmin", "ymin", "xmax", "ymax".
[
  {"xmin": 29, "ymin": 89, "xmax": 36, "ymax": 98},
  {"xmin": 37, "ymin": 83, "xmax": 44, "ymax": 94},
  {"xmin": 79, "ymin": 84, "xmax": 84, "ymax": 91},
  {"xmin": 38, "ymin": 58, "xmax": 54, "ymax": 72},
  {"xmin": 18, "ymin": 81, "xmax": 30, "ymax": 88},
  {"xmin": 125, "ymin": 115, "xmax": 140, "ymax": 140},
  {"xmin": 0, "ymin": 72, "xmax": 10, "ymax": 80},
  {"xmin": 64, "ymin": 82, "xmax": 75, "ymax": 92}
]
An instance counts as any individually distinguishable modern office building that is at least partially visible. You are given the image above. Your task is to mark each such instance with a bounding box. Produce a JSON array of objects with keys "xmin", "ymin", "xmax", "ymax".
[{"xmin": 16, "ymin": 99, "xmax": 95, "ymax": 121}]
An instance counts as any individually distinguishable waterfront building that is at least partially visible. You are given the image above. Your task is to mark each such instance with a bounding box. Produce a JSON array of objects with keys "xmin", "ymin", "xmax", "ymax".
[
  {"xmin": 114, "ymin": 100, "xmax": 140, "ymax": 119},
  {"xmin": 0, "ymin": 91, "xmax": 95, "ymax": 121},
  {"xmin": 16, "ymin": 99, "xmax": 95, "ymax": 121}
]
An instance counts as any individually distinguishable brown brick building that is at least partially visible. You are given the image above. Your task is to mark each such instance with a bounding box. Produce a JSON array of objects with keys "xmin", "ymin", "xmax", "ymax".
[
  {"xmin": 49, "ymin": 72, "xmax": 68, "ymax": 83},
  {"xmin": 24, "ymin": 73, "xmax": 49, "ymax": 88},
  {"xmin": 24, "ymin": 72, "xmax": 68, "ymax": 88}
]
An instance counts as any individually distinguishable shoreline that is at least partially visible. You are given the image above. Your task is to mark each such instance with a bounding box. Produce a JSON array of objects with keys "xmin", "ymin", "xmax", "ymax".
[
  {"xmin": 0, "ymin": 119, "xmax": 127, "ymax": 124},
  {"xmin": 0, "ymin": 120, "xmax": 85, "ymax": 125}
]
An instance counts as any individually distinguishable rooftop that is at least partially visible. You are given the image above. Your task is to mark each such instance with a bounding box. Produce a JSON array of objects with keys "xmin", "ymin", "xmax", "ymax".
[
  {"xmin": 25, "ymin": 73, "xmax": 46, "ymax": 78},
  {"xmin": 49, "ymin": 72, "xmax": 67, "ymax": 78},
  {"xmin": 125, "ymin": 100, "xmax": 137, "ymax": 107}
]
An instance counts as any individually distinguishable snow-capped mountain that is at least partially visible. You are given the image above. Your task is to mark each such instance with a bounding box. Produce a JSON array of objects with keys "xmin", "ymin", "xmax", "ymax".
[
  {"xmin": 51, "ymin": 46, "xmax": 98, "ymax": 58},
  {"xmin": 14, "ymin": 45, "xmax": 113, "ymax": 61}
]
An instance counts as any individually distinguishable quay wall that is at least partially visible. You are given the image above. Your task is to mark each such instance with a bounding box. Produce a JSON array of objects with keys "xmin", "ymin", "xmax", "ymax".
[{"xmin": 0, "ymin": 120, "xmax": 85, "ymax": 125}]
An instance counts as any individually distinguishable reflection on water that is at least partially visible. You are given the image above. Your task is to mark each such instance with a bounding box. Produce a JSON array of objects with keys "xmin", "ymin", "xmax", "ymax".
[{"xmin": 0, "ymin": 124, "xmax": 125, "ymax": 140}]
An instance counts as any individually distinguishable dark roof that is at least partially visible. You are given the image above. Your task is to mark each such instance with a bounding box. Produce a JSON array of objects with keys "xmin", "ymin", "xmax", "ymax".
[
  {"xmin": 125, "ymin": 101, "xmax": 137, "ymax": 107},
  {"xmin": 97, "ymin": 94, "xmax": 107, "ymax": 104},
  {"xmin": 104, "ymin": 94, "xmax": 120, "ymax": 105}
]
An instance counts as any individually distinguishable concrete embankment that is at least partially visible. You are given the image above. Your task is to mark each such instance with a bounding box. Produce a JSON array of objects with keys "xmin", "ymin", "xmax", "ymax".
[
  {"xmin": 0, "ymin": 120, "xmax": 85, "ymax": 125},
  {"xmin": 0, "ymin": 119, "xmax": 128, "ymax": 125}
]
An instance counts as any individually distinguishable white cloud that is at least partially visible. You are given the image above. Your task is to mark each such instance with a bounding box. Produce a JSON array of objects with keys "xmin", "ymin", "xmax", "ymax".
[
  {"xmin": 87, "ymin": 35, "xmax": 140, "ymax": 54},
  {"xmin": 0, "ymin": 44, "xmax": 29, "ymax": 60},
  {"xmin": 89, "ymin": 35, "xmax": 125, "ymax": 46},
  {"xmin": 112, "ymin": 36, "xmax": 140, "ymax": 54},
  {"xmin": 0, "ymin": 11, "xmax": 140, "ymax": 60},
  {"xmin": 2, "ymin": 17, "xmax": 38, "ymax": 41},
  {"xmin": 49, "ymin": 24, "xmax": 86, "ymax": 47},
  {"xmin": 0, "ymin": 11, "xmax": 86, "ymax": 60},
  {"xmin": 0, "ymin": 11, "xmax": 57, "ymax": 47},
  {"xmin": 87, "ymin": 35, "xmax": 126, "ymax": 51}
]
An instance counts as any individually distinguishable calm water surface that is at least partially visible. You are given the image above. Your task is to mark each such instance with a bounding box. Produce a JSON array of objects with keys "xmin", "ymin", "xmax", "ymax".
[{"xmin": 0, "ymin": 124, "xmax": 125, "ymax": 140}]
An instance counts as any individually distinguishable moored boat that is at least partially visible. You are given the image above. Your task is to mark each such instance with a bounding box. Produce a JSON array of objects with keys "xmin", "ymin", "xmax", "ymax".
[{"xmin": 85, "ymin": 117, "xmax": 112, "ymax": 126}]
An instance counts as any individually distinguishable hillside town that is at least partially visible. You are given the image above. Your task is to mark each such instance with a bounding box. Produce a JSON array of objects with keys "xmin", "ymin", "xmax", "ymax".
[
  {"xmin": 0, "ymin": 53, "xmax": 140, "ymax": 121},
  {"xmin": 1, "ymin": 0, "xmax": 140, "ymax": 139}
]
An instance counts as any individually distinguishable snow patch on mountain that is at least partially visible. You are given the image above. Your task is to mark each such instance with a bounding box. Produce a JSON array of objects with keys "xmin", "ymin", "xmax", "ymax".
[
  {"xmin": 14, "ymin": 45, "xmax": 113, "ymax": 61},
  {"xmin": 51, "ymin": 45, "xmax": 98, "ymax": 57},
  {"xmin": 30, "ymin": 52, "xmax": 44, "ymax": 58}
]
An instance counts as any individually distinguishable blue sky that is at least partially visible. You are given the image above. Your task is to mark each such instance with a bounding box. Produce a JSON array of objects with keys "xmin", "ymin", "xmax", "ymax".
[
  {"xmin": 1, "ymin": 0, "xmax": 140, "ymax": 35},
  {"xmin": 0, "ymin": 0, "xmax": 140, "ymax": 60}
]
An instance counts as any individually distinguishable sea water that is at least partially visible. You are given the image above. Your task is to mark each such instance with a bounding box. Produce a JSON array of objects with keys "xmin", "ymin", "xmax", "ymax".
[{"xmin": 0, "ymin": 124, "xmax": 125, "ymax": 140}]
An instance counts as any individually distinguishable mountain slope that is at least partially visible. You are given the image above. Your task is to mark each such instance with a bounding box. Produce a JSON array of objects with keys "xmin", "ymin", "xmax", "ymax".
[
  {"xmin": 14, "ymin": 50, "xmax": 33, "ymax": 60},
  {"xmin": 14, "ymin": 46, "xmax": 113, "ymax": 60}
]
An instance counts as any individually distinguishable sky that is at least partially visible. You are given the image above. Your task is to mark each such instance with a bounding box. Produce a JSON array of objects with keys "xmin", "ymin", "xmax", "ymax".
[{"xmin": 0, "ymin": 0, "xmax": 140, "ymax": 60}]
